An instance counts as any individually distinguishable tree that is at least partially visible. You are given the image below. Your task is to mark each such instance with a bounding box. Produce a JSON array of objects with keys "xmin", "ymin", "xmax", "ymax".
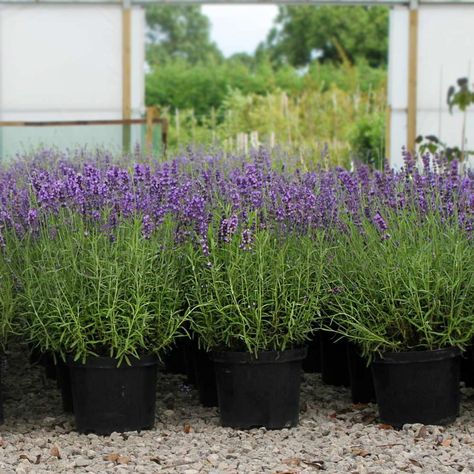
[
  {"xmin": 146, "ymin": 6, "xmax": 222, "ymax": 65},
  {"xmin": 263, "ymin": 6, "xmax": 389, "ymax": 68}
]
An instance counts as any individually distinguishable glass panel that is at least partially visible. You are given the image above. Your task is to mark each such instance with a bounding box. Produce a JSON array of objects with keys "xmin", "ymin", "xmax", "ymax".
[{"xmin": 0, "ymin": 123, "xmax": 164, "ymax": 162}]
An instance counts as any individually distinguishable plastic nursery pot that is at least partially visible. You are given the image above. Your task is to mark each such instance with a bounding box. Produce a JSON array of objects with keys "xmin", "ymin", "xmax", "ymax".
[
  {"xmin": 460, "ymin": 345, "xmax": 474, "ymax": 388},
  {"xmin": 56, "ymin": 360, "xmax": 74, "ymax": 413},
  {"xmin": 0, "ymin": 364, "xmax": 4, "ymax": 425},
  {"xmin": 162, "ymin": 341, "xmax": 187, "ymax": 375},
  {"xmin": 183, "ymin": 339, "xmax": 197, "ymax": 386},
  {"xmin": 211, "ymin": 347, "xmax": 307, "ymax": 430},
  {"xmin": 320, "ymin": 332, "xmax": 350, "ymax": 387},
  {"xmin": 371, "ymin": 347, "xmax": 461, "ymax": 428},
  {"xmin": 163, "ymin": 339, "xmax": 196, "ymax": 385},
  {"xmin": 29, "ymin": 348, "xmax": 57, "ymax": 381},
  {"xmin": 346, "ymin": 343, "xmax": 376, "ymax": 404},
  {"xmin": 67, "ymin": 354, "xmax": 158, "ymax": 435},
  {"xmin": 302, "ymin": 332, "xmax": 322, "ymax": 373},
  {"xmin": 192, "ymin": 347, "xmax": 218, "ymax": 407}
]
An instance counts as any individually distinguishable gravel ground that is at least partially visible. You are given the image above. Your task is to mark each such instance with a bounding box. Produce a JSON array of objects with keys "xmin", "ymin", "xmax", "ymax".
[{"xmin": 2, "ymin": 346, "xmax": 474, "ymax": 473}]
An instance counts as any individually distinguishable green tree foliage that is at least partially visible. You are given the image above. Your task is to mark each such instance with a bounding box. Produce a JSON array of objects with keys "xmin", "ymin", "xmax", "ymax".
[
  {"xmin": 263, "ymin": 6, "xmax": 389, "ymax": 67},
  {"xmin": 146, "ymin": 56, "xmax": 303, "ymax": 117},
  {"xmin": 146, "ymin": 6, "xmax": 222, "ymax": 65},
  {"xmin": 146, "ymin": 57, "xmax": 386, "ymax": 117}
]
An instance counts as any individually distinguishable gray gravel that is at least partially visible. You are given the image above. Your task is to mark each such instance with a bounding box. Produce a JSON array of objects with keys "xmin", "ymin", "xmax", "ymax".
[{"xmin": 2, "ymin": 346, "xmax": 474, "ymax": 473}]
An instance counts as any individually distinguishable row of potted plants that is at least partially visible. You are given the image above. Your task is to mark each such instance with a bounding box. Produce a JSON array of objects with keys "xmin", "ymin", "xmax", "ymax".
[{"xmin": 0, "ymin": 148, "xmax": 472, "ymax": 433}]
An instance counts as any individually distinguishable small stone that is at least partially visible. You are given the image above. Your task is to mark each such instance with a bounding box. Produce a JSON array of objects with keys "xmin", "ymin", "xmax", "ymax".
[
  {"xmin": 117, "ymin": 455, "xmax": 130, "ymax": 465},
  {"xmin": 35, "ymin": 438, "xmax": 48, "ymax": 449},
  {"xmin": 103, "ymin": 453, "xmax": 120, "ymax": 462},
  {"xmin": 50, "ymin": 446, "xmax": 61, "ymax": 458},
  {"xmin": 74, "ymin": 457, "xmax": 90, "ymax": 467}
]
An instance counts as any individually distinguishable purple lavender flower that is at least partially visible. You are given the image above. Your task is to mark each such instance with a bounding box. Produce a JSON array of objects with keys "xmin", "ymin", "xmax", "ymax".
[
  {"xmin": 27, "ymin": 209, "xmax": 38, "ymax": 226},
  {"xmin": 239, "ymin": 228, "xmax": 253, "ymax": 251},
  {"xmin": 198, "ymin": 237, "xmax": 210, "ymax": 257},
  {"xmin": 373, "ymin": 211, "xmax": 390, "ymax": 240},
  {"xmin": 142, "ymin": 214, "xmax": 155, "ymax": 240},
  {"xmin": 219, "ymin": 215, "xmax": 239, "ymax": 243}
]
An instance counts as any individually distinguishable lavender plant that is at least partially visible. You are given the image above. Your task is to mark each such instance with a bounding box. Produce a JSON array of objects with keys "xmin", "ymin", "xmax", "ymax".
[
  {"xmin": 186, "ymin": 213, "xmax": 327, "ymax": 354},
  {"xmin": 4, "ymin": 161, "xmax": 194, "ymax": 364},
  {"xmin": 323, "ymin": 204, "xmax": 474, "ymax": 360},
  {"xmin": 19, "ymin": 214, "xmax": 186, "ymax": 363}
]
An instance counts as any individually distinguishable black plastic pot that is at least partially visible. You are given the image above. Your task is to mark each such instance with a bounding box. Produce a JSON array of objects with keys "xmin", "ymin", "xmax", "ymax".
[
  {"xmin": 29, "ymin": 348, "xmax": 57, "ymax": 380},
  {"xmin": 461, "ymin": 345, "xmax": 474, "ymax": 388},
  {"xmin": 347, "ymin": 343, "xmax": 376, "ymax": 404},
  {"xmin": 163, "ymin": 340, "xmax": 188, "ymax": 375},
  {"xmin": 183, "ymin": 340, "xmax": 197, "ymax": 386},
  {"xmin": 163, "ymin": 339, "xmax": 196, "ymax": 385},
  {"xmin": 68, "ymin": 354, "xmax": 158, "ymax": 435},
  {"xmin": 0, "ymin": 368, "xmax": 4, "ymax": 425},
  {"xmin": 56, "ymin": 360, "xmax": 74, "ymax": 413},
  {"xmin": 302, "ymin": 332, "xmax": 321, "ymax": 373},
  {"xmin": 212, "ymin": 348, "xmax": 307, "ymax": 429},
  {"xmin": 320, "ymin": 332, "xmax": 350, "ymax": 387},
  {"xmin": 193, "ymin": 348, "xmax": 218, "ymax": 407},
  {"xmin": 372, "ymin": 348, "xmax": 461, "ymax": 428}
]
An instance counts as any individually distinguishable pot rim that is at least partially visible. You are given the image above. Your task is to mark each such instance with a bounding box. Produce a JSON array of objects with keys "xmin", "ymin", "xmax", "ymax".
[
  {"xmin": 67, "ymin": 353, "xmax": 158, "ymax": 369},
  {"xmin": 373, "ymin": 346, "xmax": 461, "ymax": 364},
  {"xmin": 211, "ymin": 346, "xmax": 308, "ymax": 364}
]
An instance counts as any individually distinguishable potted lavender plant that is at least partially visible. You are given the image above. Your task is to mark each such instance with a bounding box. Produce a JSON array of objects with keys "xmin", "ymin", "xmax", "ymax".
[
  {"xmin": 324, "ymin": 207, "xmax": 474, "ymax": 427},
  {"xmin": 16, "ymin": 163, "xmax": 188, "ymax": 434},
  {"xmin": 186, "ymin": 212, "xmax": 326, "ymax": 429}
]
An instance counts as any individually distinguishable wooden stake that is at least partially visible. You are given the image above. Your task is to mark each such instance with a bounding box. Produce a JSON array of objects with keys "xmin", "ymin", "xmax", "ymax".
[
  {"xmin": 407, "ymin": 6, "xmax": 418, "ymax": 153},
  {"xmin": 145, "ymin": 106, "xmax": 156, "ymax": 153}
]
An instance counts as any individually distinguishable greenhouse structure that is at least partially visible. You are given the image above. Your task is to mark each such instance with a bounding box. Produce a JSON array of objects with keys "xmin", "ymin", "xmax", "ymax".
[{"xmin": 0, "ymin": 0, "xmax": 473, "ymax": 166}]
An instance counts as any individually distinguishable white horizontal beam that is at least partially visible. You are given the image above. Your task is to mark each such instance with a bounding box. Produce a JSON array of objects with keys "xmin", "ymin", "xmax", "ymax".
[
  {"xmin": 1, "ymin": 0, "xmax": 474, "ymax": 5},
  {"xmin": 137, "ymin": 0, "xmax": 404, "ymax": 4},
  {"xmin": 0, "ymin": 0, "xmax": 411, "ymax": 4}
]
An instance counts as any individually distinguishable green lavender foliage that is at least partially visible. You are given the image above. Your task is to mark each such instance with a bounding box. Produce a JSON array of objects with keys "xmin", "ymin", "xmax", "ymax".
[
  {"xmin": 186, "ymin": 221, "xmax": 327, "ymax": 354},
  {"xmin": 18, "ymin": 213, "xmax": 187, "ymax": 364},
  {"xmin": 0, "ymin": 254, "xmax": 15, "ymax": 347},
  {"xmin": 323, "ymin": 212, "xmax": 474, "ymax": 359}
]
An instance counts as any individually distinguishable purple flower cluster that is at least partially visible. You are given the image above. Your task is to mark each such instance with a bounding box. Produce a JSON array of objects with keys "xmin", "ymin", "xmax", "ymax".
[
  {"xmin": 372, "ymin": 211, "xmax": 390, "ymax": 240},
  {"xmin": 219, "ymin": 215, "xmax": 239, "ymax": 243},
  {"xmin": 0, "ymin": 148, "xmax": 472, "ymax": 253},
  {"xmin": 0, "ymin": 151, "xmax": 209, "ymax": 246}
]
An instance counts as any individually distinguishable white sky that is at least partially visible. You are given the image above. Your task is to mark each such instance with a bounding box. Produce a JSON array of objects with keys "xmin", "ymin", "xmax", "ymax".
[{"xmin": 202, "ymin": 6, "xmax": 279, "ymax": 57}]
